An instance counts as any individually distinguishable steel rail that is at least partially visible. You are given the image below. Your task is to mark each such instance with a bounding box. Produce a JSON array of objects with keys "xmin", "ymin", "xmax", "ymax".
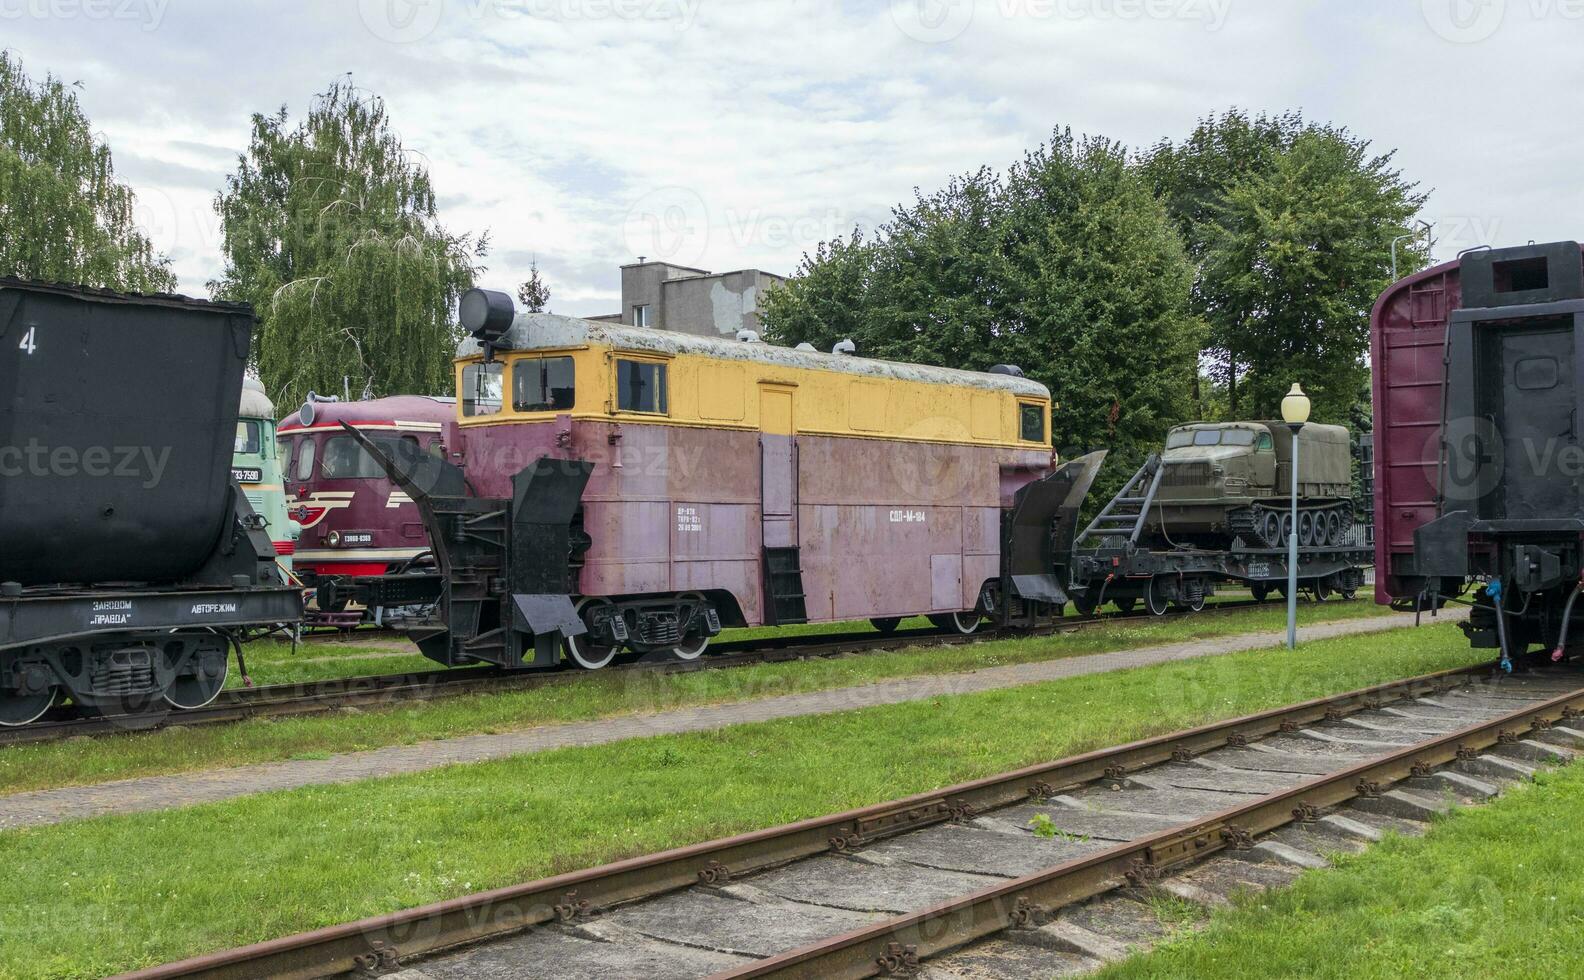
[
  {"xmin": 720, "ymin": 680, "xmax": 1584, "ymax": 978},
  {"xmin": 113, "ymin": 656, "xmax": 1515, "ymax": 980},
  {"xmin": 3, "ymin": 597, "xmax": 1280, "ymax": 746}
]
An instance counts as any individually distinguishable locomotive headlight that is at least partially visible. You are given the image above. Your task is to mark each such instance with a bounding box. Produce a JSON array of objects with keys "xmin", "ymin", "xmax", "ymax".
[
  {"xmin": 326, "ymin": 530, "xmax": 342, "ymax": 547},
  {"xmin": 460, "ymin": 288, "xmax": 516, "ymax": 344}
]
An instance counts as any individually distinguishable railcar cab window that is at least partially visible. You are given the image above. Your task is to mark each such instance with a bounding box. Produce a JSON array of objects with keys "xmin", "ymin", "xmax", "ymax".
[
  {"xmin": 1018, "ymin": 402, "xmax": 1046, "ymax": 443},
  {"xmin": 513, "ymin": 356, "xmax": 576, "ymax": 412},
  {"xmin": 616, "ymin": 359, "xmax": 668, "ymax": 414},
  {"xmin": 1256, "ymin": 432, "xmax": 1274, "ymax": 452},
  {"xmin": 462, "ymin": 362, "xmax": 504, "ymax": 417},
  {"xmin": 235, "ymin": 421, "xmax": 262, "ymax": 454}
]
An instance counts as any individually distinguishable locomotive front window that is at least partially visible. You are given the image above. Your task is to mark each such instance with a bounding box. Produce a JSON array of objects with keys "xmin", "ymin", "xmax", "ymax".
[
  {"xmin": 1165, "ymin": 430, "xmax": 1194, "ymax": 449},
  {"xmin": 294, "ymin": 438, "xmax": 316, "ymax": 482},
  {"xmin": 462, "ymin": 362, "xmax": 504, "ymax": 417},
  {"xmin": 1192, "ymin": 431, "xmax": 1222, "ymax": 447},
  {"xmin": 1018, "ymin": 403, "xmax": 1046, "ymax": 443},
  {"xmin": 321, "ymin": 435, "xmax": 420, "ymax": 479},
  {"xmin": 235, "ymin": 421, "xmax": 262, "ymax": 455},
  {"xmin": 513, "ymin": 356, "xmax": 576, "ymax": 412},
  {"xmin": 617, "ymin": 359, "xmax": 668, "ymax": 414},
  {"xmin": 1221, "ymin": 430, "xmax": 1256, "ymax": 447}
]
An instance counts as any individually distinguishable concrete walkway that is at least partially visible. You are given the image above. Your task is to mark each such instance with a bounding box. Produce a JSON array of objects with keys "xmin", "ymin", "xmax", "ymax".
[{"xmin": 0, "ymin": 610, "xmax": 1462, "ymax": 831}]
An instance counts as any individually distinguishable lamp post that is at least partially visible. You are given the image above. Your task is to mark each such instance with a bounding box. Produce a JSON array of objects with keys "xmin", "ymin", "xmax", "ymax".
[{"xmin": 1282, "ymin": 383, "xmax": 1312, "ymax": 650}]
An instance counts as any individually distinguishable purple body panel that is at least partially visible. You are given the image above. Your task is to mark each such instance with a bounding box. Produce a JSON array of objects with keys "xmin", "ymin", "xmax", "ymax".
[{"xmin": 458, "ymin": 417, "xmax": 1053, "ymax": 627}]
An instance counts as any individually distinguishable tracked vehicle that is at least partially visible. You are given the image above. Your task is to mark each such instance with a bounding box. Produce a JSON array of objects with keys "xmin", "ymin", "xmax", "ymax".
[{"xmin": 1142, "ymin": 421, "xmax": 1355, "ymax": 550}]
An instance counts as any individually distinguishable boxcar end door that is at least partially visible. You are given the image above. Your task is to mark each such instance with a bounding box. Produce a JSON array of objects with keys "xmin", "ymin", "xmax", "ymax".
[{"xmin": 1495, "ymin": 324, "xmax": 1576, "ymax": 520}]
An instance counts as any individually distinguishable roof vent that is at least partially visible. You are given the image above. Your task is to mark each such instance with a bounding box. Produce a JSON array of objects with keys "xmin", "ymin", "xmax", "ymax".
[
  {"xmin": 832, "ymin": 339, "xmax": 857, "ymax": 356},
  {"xmin": 736, "ymin": 329, "xmax": 762, "ymax": 343},
  {"xmin": 989, "ymin": 364, "xmax": 1025, "ymax": 377},
  {"xmin": 794, "ymin": 342, "xmax": 817, "ymax": 352}
]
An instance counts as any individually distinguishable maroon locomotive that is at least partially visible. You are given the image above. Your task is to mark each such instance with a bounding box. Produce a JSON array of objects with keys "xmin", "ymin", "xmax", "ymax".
[
  {"xmin": 277, "ymin": 395, "xmax": 452, "ymax": 626},
  {"xmin": 329, "ymin": 289, "xmax": 1102, "ymax": 670}
]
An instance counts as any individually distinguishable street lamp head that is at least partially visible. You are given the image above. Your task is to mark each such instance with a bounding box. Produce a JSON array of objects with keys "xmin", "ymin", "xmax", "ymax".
[{"xmin": 1281, "ymin": 383, "xmax": 1311, "ymax": 427}]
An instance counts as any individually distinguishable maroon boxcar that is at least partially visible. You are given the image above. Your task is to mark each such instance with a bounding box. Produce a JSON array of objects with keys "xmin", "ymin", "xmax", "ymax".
[
  {"xmin": 277, "ymin": 395, "xmax": 452, "ymax": 625},
  {"xmin": 1371, "ymin": 241, "xmax": 1584, "ymax": 607}
]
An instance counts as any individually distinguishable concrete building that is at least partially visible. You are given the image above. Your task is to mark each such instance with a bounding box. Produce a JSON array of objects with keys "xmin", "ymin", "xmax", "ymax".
[{"xmin": 591, "ymin": 260, "xmax": 785, "ymax": 339}]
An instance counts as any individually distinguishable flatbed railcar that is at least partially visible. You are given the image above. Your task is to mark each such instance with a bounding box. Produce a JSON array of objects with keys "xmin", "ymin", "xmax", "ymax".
[
  {"xmin": 326, "ymin": 288, "xmax": 1104, "ymax": 671},
  {"xmin": 0, "ymin": 279, "xmax": 303, "ymax": 725},
  {"xmin": 1375, "ymin": 240, "xmax": 1584, "ymax": 658},
  {"xmin": 1067, "ymin": 422, "xmax": 1370, "ymax": 614}
]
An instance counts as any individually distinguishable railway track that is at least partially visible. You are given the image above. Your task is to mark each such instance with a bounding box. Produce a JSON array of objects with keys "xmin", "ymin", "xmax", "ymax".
[
  {"xmin": 115, "ymin": 654, "xmax": 1582, "ymax": 980},
  {"xmin": 0, "ymin": 598, "xmax": 1286, "ymax": 747}
]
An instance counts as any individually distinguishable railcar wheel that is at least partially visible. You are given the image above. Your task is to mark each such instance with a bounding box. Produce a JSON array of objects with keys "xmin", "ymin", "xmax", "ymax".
[
  {"xmin": 565, "ymin": 598, "xmax": 619, "ymax": 670},
  {"xmin": 1145, "ymin": 578, "xmax": 1171, "ymax": 617},
  {"xmin": 0, "ymin": 686, "xmax": 60, "ymax": 727},
  {"xmin": 929, "ymin": 612, "xmax": 982, "ymax": 635},
  {"xmin": 1250, "ymin": 582, "xmax": 1271, "ymax": 602},
  {"xmin": 670, "ymin": 633, "xmax": 710, "ymax": 661},
  {"xmin": 869, "ymin": 617, "xmax": 903, "ymax": 634},
  {"xmin": 1113, "ymin": 596, "xmax": 1137, "ymax": 615},
  {"xmin": 1072, "ymin": 592, "xmax": 1099, "ymax": 617},
  {"xmin": 163, "ymin": 648, "xmax": 230, "ymax": 711}
]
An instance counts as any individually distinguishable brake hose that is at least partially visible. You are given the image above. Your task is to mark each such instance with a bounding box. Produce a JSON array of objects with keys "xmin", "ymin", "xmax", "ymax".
[{"xmin": 1552, "ymin": 578, "xmax": 1584, "ymax": 663}]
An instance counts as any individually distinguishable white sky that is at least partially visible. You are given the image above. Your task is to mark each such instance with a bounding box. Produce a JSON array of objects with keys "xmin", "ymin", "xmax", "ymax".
[{"xmin": 4, "ymin": 0, "xmax": 1581, "ymax": 316}]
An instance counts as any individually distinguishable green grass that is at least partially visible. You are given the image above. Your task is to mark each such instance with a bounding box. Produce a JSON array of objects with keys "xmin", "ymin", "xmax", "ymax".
[
  {"xmin": 2, "ymin": 601, "xmax": 1391, "ymax": 795},
  {"xmin": 0, "ymin": 623, "xmax": 1483, "ymax": 979},
  {"xmin": 1103, "ymin": 760, "xmax": 1584, "ymax": 979}
]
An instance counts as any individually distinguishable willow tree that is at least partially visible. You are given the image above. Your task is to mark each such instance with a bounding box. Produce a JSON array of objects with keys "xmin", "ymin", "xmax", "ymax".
[
  {"xmin": 212, "ymin": 81, "xmax": 485, "ymax": 410},
  {"xmin": 0, "ymin": 52, "xmax": 175, "ymax": 290}
]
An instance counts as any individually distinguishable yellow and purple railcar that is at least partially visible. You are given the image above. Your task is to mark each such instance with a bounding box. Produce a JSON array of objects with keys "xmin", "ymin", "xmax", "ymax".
[{"xmin": 331, "ymin": 289, "xmax": 1101, "ymax": 670}]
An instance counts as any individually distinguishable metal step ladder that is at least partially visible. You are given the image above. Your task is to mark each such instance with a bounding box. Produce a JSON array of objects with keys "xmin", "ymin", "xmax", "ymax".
[
  {"xmin": 1075, "ymin": 455, "xmax": 1164, "ymax": 549},
  {"xmin": 763, "ymin": 546, "xmax": 809, "ymax": 625}
]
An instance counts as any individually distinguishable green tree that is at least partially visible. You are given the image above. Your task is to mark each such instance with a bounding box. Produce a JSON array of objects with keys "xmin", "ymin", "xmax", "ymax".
[
  {"xmin": 212, "ymin": 80, "xmax": 485, "ymax": 410},
  {"xmin": 517, "ymin": 258, "xmax": 551, "ymax": 312},
  {"xmin": 0, "ymin": 52, "xmax": 175, "ymax": 291},
  {"xmin": 762, "ymin": 131, "xmax": 1201, "ymax": 466},
  {"xmin": 1145, "ymin": 110, "xmax": 1425, "ymax": 421}
]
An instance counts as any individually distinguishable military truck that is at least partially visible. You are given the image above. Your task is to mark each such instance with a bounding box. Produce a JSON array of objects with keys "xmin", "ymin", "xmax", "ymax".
[{"xmin": 1144, "ymin": 421, "xmax": 1354, "ymax": 549}]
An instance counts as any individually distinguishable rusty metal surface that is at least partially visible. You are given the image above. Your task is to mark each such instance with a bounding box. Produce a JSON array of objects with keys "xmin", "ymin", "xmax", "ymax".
[{"xmin": 113, "ymin": 656, "xmax": 1514, "ymax": 980}]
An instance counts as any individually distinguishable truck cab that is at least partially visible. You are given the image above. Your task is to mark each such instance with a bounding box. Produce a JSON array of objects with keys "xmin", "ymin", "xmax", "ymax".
[{"xmin": 1160, "ymin": 422, "xmax": 1277, "ymax": 504}]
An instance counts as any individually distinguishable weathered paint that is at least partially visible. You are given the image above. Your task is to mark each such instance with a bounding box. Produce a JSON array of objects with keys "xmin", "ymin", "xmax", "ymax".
[{"xmin": 458, "ymin": 414, "xmax": 1050, "ymax": 626}]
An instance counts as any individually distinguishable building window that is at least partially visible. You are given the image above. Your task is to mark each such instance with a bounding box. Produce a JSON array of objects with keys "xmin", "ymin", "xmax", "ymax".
[
  {"xmin": 632, "ymin": 304, "xmax": 651, "ymax": 328},
  {"xmin": 616, "ymin": 359, "xmax": 668, "ymax": 414},
  {"xmin": 1018, "ymin": 403, "xmax": 1046, "ymax": 443},
  {"xmin": 461, "ymin": 362, "xmax": 504, "ymax": 417},
  {"xmin": 513, "ymin": 356, "xmax": 576, "ymax": 412}
]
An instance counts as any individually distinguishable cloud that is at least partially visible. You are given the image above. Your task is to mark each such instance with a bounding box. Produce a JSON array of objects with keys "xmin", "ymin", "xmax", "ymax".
[{"xmin": 3, "ymin": 0, "xmax": 1582, "ymax": 314}]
